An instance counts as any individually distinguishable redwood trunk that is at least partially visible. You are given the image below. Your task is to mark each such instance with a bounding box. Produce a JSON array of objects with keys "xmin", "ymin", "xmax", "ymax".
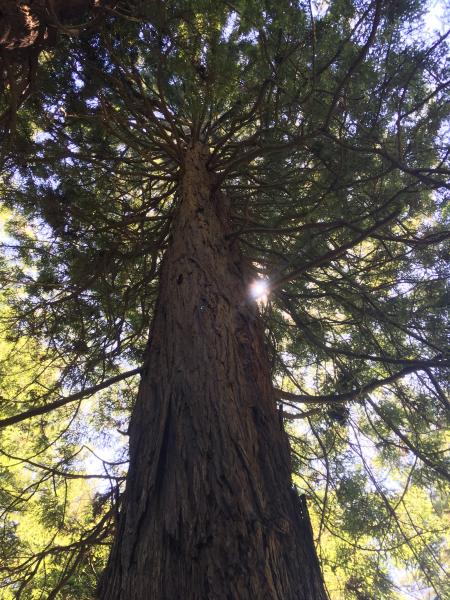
[
  {"xmin": 99, "ymin": 144, "xmax": 327, "ymax": 599},
  {"xmin": 0, "ymin": 1, "xmax": 96, "ymax": 49}
]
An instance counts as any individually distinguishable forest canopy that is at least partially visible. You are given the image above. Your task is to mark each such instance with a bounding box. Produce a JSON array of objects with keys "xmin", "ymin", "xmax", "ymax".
[{"xmin": 0, "ymin": 0, "xmax": 449, "ymax": 598}]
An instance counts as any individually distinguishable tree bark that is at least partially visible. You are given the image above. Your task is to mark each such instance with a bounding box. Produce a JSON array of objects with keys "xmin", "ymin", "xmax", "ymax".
[
  {"xmin": 0, "ymin": 1, "xmax": 99, "ymax": 49},
  {"xmin": 0, "ymin": 1, "xmax": 104, "ymax": 136},
  {"xmin": 99, "ymin": 143, "xmax": 328, "ymax": 599}
]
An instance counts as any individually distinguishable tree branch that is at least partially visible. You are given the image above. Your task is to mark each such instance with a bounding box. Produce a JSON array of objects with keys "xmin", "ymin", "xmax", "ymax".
[
  {"xmin": 0, "ymin": 367, "xmax": 141, "ymax": 430},
  {"xmin": 274, "ymin": 365, "xmax": 424, "ymax": 405}
]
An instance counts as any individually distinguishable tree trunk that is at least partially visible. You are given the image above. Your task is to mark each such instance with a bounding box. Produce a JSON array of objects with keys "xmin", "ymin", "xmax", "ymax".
[
  {"xmin": 99, "ymin": 143, "xmax": 327, "ymax": 600},
  {"xmin": 0, "ymin": 1, "xmax": 97, "ymax": 49}
]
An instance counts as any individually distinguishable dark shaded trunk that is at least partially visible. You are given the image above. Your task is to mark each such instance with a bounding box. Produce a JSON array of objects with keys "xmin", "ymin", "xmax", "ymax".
[
  {"xmin": 99, "ymin": 143, "xmax": 327, "ymax": 599},
  {"xmin": 0, "ymin": 1, "xmax": 96, "ymax": 49},
  {"xmin": 0, "ymin": 1, "xmax": 104, "ymax": 134}
]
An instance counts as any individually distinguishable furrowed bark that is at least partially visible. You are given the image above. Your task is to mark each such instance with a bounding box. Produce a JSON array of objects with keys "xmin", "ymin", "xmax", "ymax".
[{"xmin": 99, "ymin": 143, "xmax": 327, "ymax": 599}]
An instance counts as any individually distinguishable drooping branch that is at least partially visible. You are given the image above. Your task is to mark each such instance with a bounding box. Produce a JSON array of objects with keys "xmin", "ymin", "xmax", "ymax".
[
  {"xmin": 275, "ymin": 364, "xmax": 423, "ymax": 406},
  {"xmin": 366, "ymin": 397, "xmax": 450, "ymax": 482},
  {"xmin": 0, "ymin": 366, "xmax": 141, "ymax": 429}
]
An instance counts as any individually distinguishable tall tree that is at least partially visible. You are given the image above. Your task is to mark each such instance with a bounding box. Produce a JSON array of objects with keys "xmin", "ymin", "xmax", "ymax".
[{"xmin": 1, "ymin": 0, "xmax": 449, "ymax": 598}]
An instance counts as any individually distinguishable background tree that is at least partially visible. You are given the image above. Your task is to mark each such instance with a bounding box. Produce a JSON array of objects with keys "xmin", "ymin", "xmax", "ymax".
[{"xmin": 0, "ymin": 0, "xmax": 449, "ymax": 597}]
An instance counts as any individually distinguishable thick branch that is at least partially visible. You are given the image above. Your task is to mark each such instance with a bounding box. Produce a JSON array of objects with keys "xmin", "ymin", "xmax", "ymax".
[
  {"xmin": 0, "ymin": 367, "xmax": 141, "ymax": 430},
  {"xmin": 275, "ymin": 365, "xmax": 424, "ymax": 405}
]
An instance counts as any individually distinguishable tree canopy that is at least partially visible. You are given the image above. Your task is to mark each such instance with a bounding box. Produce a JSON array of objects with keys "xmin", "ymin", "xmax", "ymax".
[{"xmin": 0, "ymin": 0, "xmax": 449, "ymax": 597}]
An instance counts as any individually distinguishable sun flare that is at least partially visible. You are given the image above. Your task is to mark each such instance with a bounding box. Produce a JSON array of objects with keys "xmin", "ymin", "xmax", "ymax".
[{"xmin": 250, "ymin": 279, "xmax": 269, "ymax": 303}]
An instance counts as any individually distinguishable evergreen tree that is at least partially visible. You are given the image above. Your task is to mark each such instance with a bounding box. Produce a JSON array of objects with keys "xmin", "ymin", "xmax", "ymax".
[{"xmin": 0, "ymin": 1, "xmax": 449, "ymax": 598}]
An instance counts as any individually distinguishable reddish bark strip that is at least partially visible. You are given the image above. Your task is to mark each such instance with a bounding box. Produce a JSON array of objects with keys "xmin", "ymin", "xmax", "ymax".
[
  {"xmin": 0, "ymin": 1, "xmax": 97, "ymax": 49},
  {"xmin": 99, "ymin": 143, "xmax": 327, "ymax": 599}
]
